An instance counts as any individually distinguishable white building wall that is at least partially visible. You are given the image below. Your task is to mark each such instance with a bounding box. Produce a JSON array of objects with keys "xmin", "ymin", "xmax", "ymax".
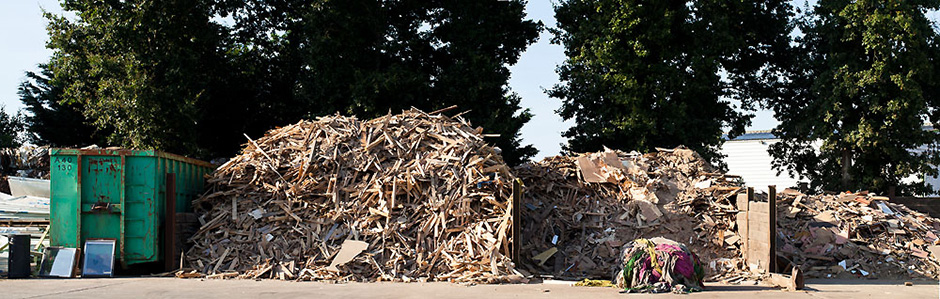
[
  {"xmin": 904, "ymin": 144, "xmax": 940, "ymax": 195},
  {"xmin": 721, "ymin": 138, "xmax": 940, "ymax": 195},
  {"xmin": 719, "ymin": 139, "xmax": 802, "ymax": 193}
]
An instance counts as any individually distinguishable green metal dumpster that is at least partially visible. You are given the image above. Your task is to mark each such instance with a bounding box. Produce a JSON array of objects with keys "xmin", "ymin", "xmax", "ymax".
[{"xmin": 49, "ymin": 149, "xmax": 214, "ymax": 268}]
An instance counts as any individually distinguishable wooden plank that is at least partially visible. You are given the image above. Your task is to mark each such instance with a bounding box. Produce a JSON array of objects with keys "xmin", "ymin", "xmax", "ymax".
[
  {"xmin": 768, "ymin": 185, "xmax": 777, "ymax": 272},
  {"xmin": 749, "ymin": 202, "xmax": 769, "ymax": 213},
  {"xmin": 511, "ymin": 179, "xmax": 521, "ymax": 263},
  {"xmin": 737, "ymin": 190, "xmax": 750, "ymax": 259},
  {"xmin": 748, "ymin": 230, "xmax": 771, "ymax": 242}
]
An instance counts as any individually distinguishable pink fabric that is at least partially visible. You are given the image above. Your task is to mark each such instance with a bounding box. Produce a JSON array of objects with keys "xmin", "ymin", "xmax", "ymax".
[{"xmin": 654, "ymin": 244, "xmax": 695, "ymax": 278}]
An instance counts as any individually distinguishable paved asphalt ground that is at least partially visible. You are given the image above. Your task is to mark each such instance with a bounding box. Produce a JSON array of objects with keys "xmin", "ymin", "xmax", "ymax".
[{"xmin": 1, "ymin": 278, "xmax": 937, "ymax": 298}]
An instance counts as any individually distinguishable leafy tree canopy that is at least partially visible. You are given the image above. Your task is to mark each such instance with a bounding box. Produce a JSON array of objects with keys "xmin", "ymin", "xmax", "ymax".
[
  {"xmin": 40, "ymin": 0, "xmax": 541, "ymax": 164},
  {"xmin": 45, "ymin": 0, "xmax": 229, "ymax": 157},
  {"xmin": 0, "ymin": 107, "xmax": 25, "ymax": 148},
  {"xmin": 216, "ymin": 0, "xmax": 541, "ymax": 164},
  {"xmin": 549, "ymin": 0, "xmax": 794, "ymax": 165},
  {"xmin": 18, "ymin": 63, "xmax": 104, "ymax": 147},
  {"xmin": 769, "ymin": 0, "xmax": 940, "ymax": 195}
]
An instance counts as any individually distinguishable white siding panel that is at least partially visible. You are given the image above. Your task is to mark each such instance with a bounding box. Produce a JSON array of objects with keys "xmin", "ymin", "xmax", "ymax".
[
  {"xmin": 720, "ymin": 140, "xmax": 801, "ymax": 193},
  {"xmin": 721, "ymin": 135, "xmax": 939, "ymax": 195}
]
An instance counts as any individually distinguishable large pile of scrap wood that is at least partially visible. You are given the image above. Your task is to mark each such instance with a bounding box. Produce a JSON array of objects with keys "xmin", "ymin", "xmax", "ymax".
[
  {"xmin": 515, "ymin": 147, "xmax": 746, "ymax": 280},
  {"xmin": 183, "ymin": 108, "xmax": 519, "ymax": 283},
  {"xmin": 775, "ymin": 190, "xmax": 940, "ymax": 279}
]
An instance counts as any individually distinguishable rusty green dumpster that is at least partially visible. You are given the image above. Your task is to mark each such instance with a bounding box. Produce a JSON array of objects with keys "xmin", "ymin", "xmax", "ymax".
[{"xmin": 49, "ymin": 149, "xmax": 214, "ymax": 268}]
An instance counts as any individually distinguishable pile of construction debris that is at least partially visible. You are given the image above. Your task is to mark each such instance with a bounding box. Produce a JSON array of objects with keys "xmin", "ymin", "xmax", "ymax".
[
  {"xmin": 776, "ymin": 190, "xmax": 940, "ymax": 280},
  {"xmin": 0, "ymin": 146, "xmax": 50, "ymax": 196},
  {"xmin": 181, "ymin": 108, "xmax": 940, "ymax": 284},
  {"xmin": 516, "ymin": 147, "xmax": 940, "ymax": 282},
  {"xmin": 0, "ymin": 146, "xmax": 52, "ymax": 275},
  {"xmin": 183, "ymin": 108, "xmax": 519, "ymax": 283},
  {"xmin": 0, "ymin": 146, "xmax": 49, "ymax": 179},
  {"xmin": 515, "ymin": 147, "xmax": 745, "ymax": 280}
]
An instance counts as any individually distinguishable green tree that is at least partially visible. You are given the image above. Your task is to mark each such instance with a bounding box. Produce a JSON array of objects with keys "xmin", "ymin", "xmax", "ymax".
[
  {"xmin": 45, "ymin": 0, "xmax": 230, "ymax": 157},
  {"xmin": 768, "ymin": 0, "xmax": 940, "ymax": 195},
  {"xmin": 44, "ymin": 0, "xmax": 540, "ymax": 163},
  {"xmin": 0, "ymin": 107, "xmax": 25, "ymax": 148},
  {"xmin": 217, "ymin": 0, "xmax": 541, "ymax": 164},
  {"xmin": 18, "ymin": 63, "xmax": 104, "ymax": 147},
  {"xmin": 549, "ymin": 0, "xmax": 794, "ymax": 164}
]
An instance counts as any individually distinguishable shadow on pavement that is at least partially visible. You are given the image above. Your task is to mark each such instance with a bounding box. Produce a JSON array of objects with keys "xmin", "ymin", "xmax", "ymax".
[
  {"xmin": 704, "ymin": 284, "xmax": 777, "ymax": 292},
  {"xmin": 805, "ymin": 279, "xmax": 938, "ymax": 286}
]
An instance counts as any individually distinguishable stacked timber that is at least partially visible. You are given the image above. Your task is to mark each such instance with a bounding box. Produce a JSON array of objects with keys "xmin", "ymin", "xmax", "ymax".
[{"xmin": 184, "ymin": 108, "xmax": 518, "ymax": 283}]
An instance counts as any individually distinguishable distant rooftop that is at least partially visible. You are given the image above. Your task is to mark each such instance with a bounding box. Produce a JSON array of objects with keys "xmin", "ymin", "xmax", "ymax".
[
  {"xmin": 724, "ymin": 125, "xmax": 937, "ymax": 141},
  {"xmin": 723, "ymin": 130, "xmax": 776, "ymax": 141}
]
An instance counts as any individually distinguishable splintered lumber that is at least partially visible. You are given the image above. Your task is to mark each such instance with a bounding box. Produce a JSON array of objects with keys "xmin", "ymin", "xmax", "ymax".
[
  {"xmin": 185, "ymin": 108, "xmax": 516, "ymax": 283},
  {"xmin": 775, "ymin": 190, "xmax": 940, "ymax": 280},
  {"xmin": 517, "ymin": 146, "xmax": 940, "ymax": 282},
  {"xmin": 516, "ymin": 147, "xmax": 747, "ymax": 280}
]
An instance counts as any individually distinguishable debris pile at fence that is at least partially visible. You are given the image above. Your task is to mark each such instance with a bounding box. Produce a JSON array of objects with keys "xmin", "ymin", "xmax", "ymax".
[
  {"xmin": 183, "ymin": 108, "xmax": 520, "ymax": 283},
  {"xmin": 515, "ymin": 147, "xmax": 746, "ymax": 280},
  {"xmin": 775, "ymin": 190, "xmax": 940, "ymax": 279}
]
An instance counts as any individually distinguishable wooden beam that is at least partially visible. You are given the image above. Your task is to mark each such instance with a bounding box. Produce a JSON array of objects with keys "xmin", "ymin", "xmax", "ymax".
[
  {"xmin": 511, "ymin": 179, "xmax": 522, "ymax": 263},
  {"xmin": 768, "ymin": 185, "xmax": 777, "ymax": 273}
]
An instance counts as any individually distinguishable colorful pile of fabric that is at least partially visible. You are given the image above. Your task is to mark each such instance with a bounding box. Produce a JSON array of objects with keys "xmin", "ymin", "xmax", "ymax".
[{"xmin": 615, "ymin": 237, "xmax": 706, "ymax": 294}]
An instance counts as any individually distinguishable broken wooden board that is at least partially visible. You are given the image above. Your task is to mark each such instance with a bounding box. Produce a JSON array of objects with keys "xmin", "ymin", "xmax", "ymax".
[
  {"xmin": 326, "ymin": 240, "xmax": 369, "ymax": 271},
  {"xmin": 575, "ymin": 156, "xmax": 607, "ymax": 183}
]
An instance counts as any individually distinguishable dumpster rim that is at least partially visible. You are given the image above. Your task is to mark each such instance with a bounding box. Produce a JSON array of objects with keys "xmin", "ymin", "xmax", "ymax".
[{"xmin": 50, "ymin": 148, "xmax": 215, "ymax": 169}]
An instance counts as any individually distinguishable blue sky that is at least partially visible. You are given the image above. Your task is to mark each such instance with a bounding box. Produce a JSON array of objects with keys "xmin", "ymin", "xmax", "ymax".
[
  {"xmin": 0, "ymin": 0, "xmax": 61, "ymax": 112},
  {"xmin": 1, "ymin": 0, "xmax": 791, "ymax": 158}
]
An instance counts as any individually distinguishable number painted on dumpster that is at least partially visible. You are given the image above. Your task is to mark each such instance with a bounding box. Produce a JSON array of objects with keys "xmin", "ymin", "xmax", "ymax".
[{"xmin": 54, "ymin": 156, "xmax": 75, "ymax": 173}]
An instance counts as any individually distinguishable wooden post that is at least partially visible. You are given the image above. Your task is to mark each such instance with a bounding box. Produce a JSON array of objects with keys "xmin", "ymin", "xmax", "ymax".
[
  {"xmin": 768, "ymin": 185, "xmax": 777, "ymax": 273},
  {"xmin": 165, "ymin": 173, "xmax": 177, "ymax": 271},
  {"xmin": 736, "ymin": 188, "xmax": 751, "ymax": 260},
  {"xmin": 511, "ymin": 179, "xmax": 522, "ymax": 263}
]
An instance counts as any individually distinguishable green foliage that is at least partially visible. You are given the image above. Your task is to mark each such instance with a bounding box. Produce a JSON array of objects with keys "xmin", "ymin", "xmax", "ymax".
[
  {"xmin": 42, "ymin": 0, "xmax": 540, "ymax": 164},
  {"xmin": 217, "ymin": 0, "xmax": 541, "ymax": 164},
  {"xmin": 45, "ymin": 0, "xmax": 241, "ymax": 157},
  {"xmin": 18, "ymin": 63, "xmax": 104, "ymax": 147},
  {"xmin": 768, "ymin": 0, "xmax": 940, "ymax": 195},
  {"xmin": 0, "ymin": 107, "xmax": 26, "ymax": 148},
  {"xmin": 549, "ymin": 0, "xmax": 794, "ymax": 165}
]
